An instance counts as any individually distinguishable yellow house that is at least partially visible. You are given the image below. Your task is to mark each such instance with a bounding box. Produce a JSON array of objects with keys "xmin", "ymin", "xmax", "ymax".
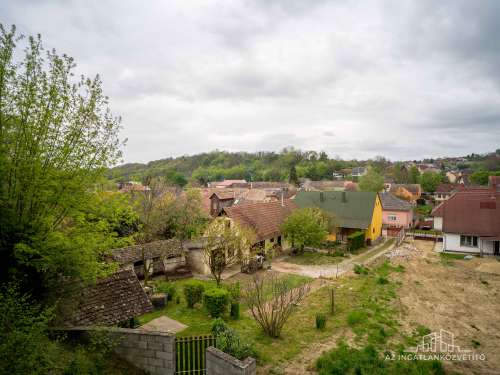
[{"xmin": 294, "ymin": 191, "xmax": 382, "ymax": 244}]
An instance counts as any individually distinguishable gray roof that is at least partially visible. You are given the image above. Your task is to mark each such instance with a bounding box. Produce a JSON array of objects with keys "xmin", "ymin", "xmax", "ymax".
[
  {"xmin": 112, "ymin": 239, "xmax": 184, "ymax": 264},
  {"xmin": 379, "ymin": 192, "xmax": 413, "ymax": 211}
]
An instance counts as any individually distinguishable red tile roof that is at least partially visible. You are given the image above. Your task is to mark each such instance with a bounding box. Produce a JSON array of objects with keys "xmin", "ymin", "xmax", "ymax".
[
  {"xmin": 223, "ymin": 200, "xmax": 297, "ymax": 242},
  {"xmin": 433, "ymin": 191, "xmax": 500, "ymax": 237}
]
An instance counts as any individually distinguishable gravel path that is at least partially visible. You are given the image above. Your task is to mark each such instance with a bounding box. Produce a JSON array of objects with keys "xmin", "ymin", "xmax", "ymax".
[{"xmin": 271, "ymin": 239, "xmax": 396, "ymax": 278}]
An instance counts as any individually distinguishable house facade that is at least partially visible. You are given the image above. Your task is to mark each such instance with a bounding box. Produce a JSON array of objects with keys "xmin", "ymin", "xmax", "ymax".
[
  {"xmin": 379, "ymin": 192, "xmax": 413, "ymax": 228},
  {"xmin": 432, "ymin": 188, "xmax": 500, "ymax": 256},
  {"xmin": 294, "ymin": 191, "xmax": 382, "ymax": 244}
]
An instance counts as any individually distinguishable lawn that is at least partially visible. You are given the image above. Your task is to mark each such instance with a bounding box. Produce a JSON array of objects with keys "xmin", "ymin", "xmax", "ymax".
[
  {"xmin": 284, "ymin": 251, "xmax": 344, "ymax": 265},
  {"xmin": 137, "ymin": 259, "xmax": 424, "ymax": 372}
]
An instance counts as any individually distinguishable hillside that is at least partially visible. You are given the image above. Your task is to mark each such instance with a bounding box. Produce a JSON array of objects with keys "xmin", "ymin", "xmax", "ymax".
[{"xmin": 107, "ymin": 149, "xmax": 500, "ymax": 187}]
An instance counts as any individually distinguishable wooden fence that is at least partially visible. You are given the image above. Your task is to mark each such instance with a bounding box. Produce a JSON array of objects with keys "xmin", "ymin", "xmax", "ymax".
[{"xmin": 175, "ymin": 335, "xmax": 216, "ymax": 374}]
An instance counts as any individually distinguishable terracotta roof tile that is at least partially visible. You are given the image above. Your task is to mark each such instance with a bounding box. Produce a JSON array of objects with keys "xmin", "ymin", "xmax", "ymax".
[{"xmin": 223, "ymin": 200, "xmax": 297, "ymax": 241}]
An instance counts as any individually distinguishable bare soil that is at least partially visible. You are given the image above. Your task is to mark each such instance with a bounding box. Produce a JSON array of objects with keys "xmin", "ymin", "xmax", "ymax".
[
  {"xmin": 281, "ymin": 239, "xmax": 500, "ymax": 374},
  {"xmin": 396, "ymin": 240, "xmax": 500, "ymax": 375}
]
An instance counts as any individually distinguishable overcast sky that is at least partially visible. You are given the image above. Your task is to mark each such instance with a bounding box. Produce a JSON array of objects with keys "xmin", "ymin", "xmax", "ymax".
[{"xmin": 2, "ymin": 0, "xmax": 500, "ymax": 163}]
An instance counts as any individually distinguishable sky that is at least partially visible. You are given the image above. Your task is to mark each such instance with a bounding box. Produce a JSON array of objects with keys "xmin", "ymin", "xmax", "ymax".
[{"xmin": 2, "ymin": 0, "xmax": 500, "ymax": 163}]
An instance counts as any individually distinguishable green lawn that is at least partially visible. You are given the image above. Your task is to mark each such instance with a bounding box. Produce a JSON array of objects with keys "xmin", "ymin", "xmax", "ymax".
[
  {"xmin": 284, "ymin": 251, "xmax": 344, "ymax": 265},
  {"xmin": 137, "ymin": 259, "xmax": 426, "ymax": 372}
]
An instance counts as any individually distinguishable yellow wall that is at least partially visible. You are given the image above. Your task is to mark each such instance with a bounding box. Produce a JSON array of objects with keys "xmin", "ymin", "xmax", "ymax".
[{"xmin": 365, "ymin": 194, "xmax": 383, "ymax": 242}]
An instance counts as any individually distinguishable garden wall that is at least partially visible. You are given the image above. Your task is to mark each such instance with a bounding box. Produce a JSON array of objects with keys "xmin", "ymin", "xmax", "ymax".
[
  {"xmin": 206, "ymin": 346, "xmax": 256, "ymax": 375},
  {"xmin": 57, "ymin": 327, "xmax": 175, "ymax": 375}
]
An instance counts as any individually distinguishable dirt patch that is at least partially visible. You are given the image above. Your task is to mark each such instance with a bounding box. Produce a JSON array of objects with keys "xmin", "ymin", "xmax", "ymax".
[
  {"xmin": 395, "ymin": 240, "xmax": 500, "ymax": 375},
  {"xmin": 141, "ymin": 315, "xmax": 187, "ymax": 333}
]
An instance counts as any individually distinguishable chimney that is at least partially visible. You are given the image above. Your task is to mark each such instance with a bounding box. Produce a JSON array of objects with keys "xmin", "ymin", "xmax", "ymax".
[
  {"xmin": 342, "ymin": 191, "xmax": 347, "ymax": 203},
  {"xmin": 320, "ymin": 192, "xmax": 325, "ymax": 202}
]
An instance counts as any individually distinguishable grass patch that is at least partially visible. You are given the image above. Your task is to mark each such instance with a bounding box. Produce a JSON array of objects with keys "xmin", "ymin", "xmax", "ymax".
[
  {"xmin": 354, "ymin": 239, "xmax": 395, "ymax": 263},
  {"xmin": 286, "ymin": 251, "xmax": 344, "ymax": 265},
  {"xmin": 440, "ymin": 252, "xmax": 465, "ymax": 266}
]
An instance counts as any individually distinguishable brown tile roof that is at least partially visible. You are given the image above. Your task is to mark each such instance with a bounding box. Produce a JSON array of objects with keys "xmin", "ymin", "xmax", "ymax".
[
  {"xmin": 112, "ymin": 239, "xmax": 184, "ymax": 265},
  {"xmin": 61, "ymin": 269, "xmax": 153, "ymax": 326},
  {"xmin": 433, "ymin": 191, "xmax": 500, "ymax": 237},
  {"xmin": 390, "ymin": 184, "xmax": 421, "ymax": 195},
  {"xmin": 223, "ymin": 200, "xmax": 297, "ymax": 242}
]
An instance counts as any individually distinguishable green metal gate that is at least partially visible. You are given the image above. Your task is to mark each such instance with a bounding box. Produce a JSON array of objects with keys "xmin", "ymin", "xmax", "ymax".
[{"xmin": 175, "ymin": 335, "xmax": 216, "ymax": 374}]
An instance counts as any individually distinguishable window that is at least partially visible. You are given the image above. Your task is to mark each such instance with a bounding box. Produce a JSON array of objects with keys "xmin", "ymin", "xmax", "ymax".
[
  {"xmin": 460, "ymin": 235, "xmax": 478, "ymax": 247},
  {"xmin": 388, "ymin": 215, "xmax": 397, "ymax": 221}
]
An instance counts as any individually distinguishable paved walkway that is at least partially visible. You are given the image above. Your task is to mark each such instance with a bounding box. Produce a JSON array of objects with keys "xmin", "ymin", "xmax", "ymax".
[{"xmin": 271, "ymin": 239, "xmax": 396, "ymax": 278}]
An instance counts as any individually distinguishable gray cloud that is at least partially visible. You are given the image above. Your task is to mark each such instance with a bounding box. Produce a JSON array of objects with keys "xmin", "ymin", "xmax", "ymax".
[{"xmin": 1, "ymin": 0, "xmax": 499, "ymax": 163}]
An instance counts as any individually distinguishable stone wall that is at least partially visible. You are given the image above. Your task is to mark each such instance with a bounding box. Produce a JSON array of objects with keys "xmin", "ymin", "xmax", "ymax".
[
  {"xmin": 58, "ymin": 327, "xmax": 175, "ymax": 375},
  {"xmin": 206, "ymin": 347, "xmax": 256, "ymax": 375}
]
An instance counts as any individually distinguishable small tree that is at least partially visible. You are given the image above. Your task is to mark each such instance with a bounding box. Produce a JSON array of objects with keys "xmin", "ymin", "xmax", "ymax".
[
  {"xmin": 244, "ymin": 274, "xmax": 310, "ymax": 338},
  {"xmin": 289, "ymin": 164, "xmax": 299, "ymax": 186},
  {"xmin": 281, "ymin": 208, "xmax": 334, "ymax": 252},
  {"xmin": 420, "ymin": 171, "xmax": 442, "ymax": 193},
  {"xmin": 359, "ymin": 168, "xmax": 384, "ymax": 192},
  {"xmin": 203, "ymin": 218, "xmax": 254, "ymax": 286}
]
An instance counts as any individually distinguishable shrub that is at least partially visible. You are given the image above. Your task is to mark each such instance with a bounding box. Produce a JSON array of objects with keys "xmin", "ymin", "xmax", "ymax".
[
  {"xmin": 315, "ymin": 313, "xmax": 326, "ymax": 330},
  {"xmin": 203, "ymin": 288, "xmax": 229, "ymax": 317},
  {"xmin": 316, "ymin": 342, "xmax": 445, "ymax": 375},
  {"xmin": 183, "ymin": 280, "xmax": 205, "ymax": 308},
  {"xmin": 347, "ymin": 310, "xmax": 367, "ymax": 326},
  {"xmin": 211, "ymin": 319, "xmax": 256, "ymax": 360},
  {"xmin": 230, "ymin": 302, "xmax": 240, "ymax": 320},
  {"xmin": 354, "ymin": 264, "xmax": 369, "ymax": 275},
  {"xmin": 377, "ymin": 276, "xmax": 389, "ymax": 284},
  {"xmin": 156, "ymin": 281, "xmax": 176, "ymax": 301},
  {"xmin": 347, "ymin": 231, "xmax": 365, "ymax": 251},
  {"xmin": 225, "ymin": 282, "xmax": 241, "ymax": 302}
]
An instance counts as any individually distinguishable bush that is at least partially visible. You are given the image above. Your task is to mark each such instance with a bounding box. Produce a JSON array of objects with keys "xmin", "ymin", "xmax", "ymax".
[
  {"xmin": 315, "ymin": 313, "xmax": 327, "ymax": 330},
  {"xmin": 230, "ymin": 302, "xmax": 240, "ymax": 320},
  {"xmin": 183, "ymin": 280, "xmax": 205, "ymax": 308},
  {"xmin": 225, "ymin": 282, "xmax": 241, "ymax": 302},
  {"xmin": 316, "ymin": 342, "xmax": 445, "ymax": 375},
  {"xmin": 354, "ymin": 264, "xmax": 369, "ymax": 275},
  {"xmin": 377, "ymin": 276, "xmax": 389, "ymax": 285},
  {"xmin": 347, "ymin": 231, "xmax": 365, "ymax": 251},
  {"xmin": 211, "ymin": 319, "xmax": 256, "ymax": 360},
  {"xmin": 347, "ymin": 310, "xmax": 367, "ymax": 326},
  {"xmin": 156, "ymin": 281, "xmax": 176, "ymax": 301},
  {"xmin": 203, "ymin": 288, "xmax": 229, "ymax": 317}
]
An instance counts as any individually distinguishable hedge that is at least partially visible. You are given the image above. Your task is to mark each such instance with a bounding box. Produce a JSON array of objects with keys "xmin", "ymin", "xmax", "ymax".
[
  {"xmin": 347, "ymin": 231, "xmax": 365, "ymax": 251},
  {"xmin": 203, "ymin": 288, "xmax": 229, "ymax": 317},
  {"xmin": 183, "ymin": 280, "xmax": 205, "ymax": 308}
]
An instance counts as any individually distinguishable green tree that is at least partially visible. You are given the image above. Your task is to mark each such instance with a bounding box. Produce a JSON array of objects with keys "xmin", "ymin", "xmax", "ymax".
[
  {"xmin": 420, "ymin": 171, "xmax": 442, "ymax": 192},
  {"xmin": 0, "ymin": 25, "xmax": 123, "ymax": 294},
  {"xmin": 281, "ymin": 208, "xmax": 333, "ymax": 252},
  {"xmin": 408, "ymin": 166, "xmax": 420, "ymax": 184},
  {"xmin": 289, "ymin": 164, "xmax": 299, "ymax": 186},
  {"xmin": 470, "ymin": 170, "xmax": 500, "ymax": 185},
  {"xmin": 359, "ymin": 168, "xmax": 384, "ymax": 192}
]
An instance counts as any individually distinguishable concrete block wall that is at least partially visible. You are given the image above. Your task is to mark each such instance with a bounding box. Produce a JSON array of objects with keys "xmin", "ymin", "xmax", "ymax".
[
  {"xmin": 206, "ymin": 346, "xmax": 256, "ymax": 375},
  {"xmin": 111, "ymin": 328, "xmax": 175, "ymax": 375},
  {"xmin": 56, "ymin": 327, "xmax": 175, "ymax": 375}
]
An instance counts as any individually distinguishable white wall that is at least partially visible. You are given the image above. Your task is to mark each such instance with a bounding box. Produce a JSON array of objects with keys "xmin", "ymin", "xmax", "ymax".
[
  {"xmin": 443, "ymin": 233, "xmax": 494, "ymax": 255},
  {"xmin": 433, "ymin": 217, "xmax": 443, "ymax": 231}
]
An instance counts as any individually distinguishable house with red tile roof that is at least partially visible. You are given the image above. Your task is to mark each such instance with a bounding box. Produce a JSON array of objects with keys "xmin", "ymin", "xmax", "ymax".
[
  {"xmin": 432, "ymin": 188, "xmax": 500, "ymax": 256},
  {"xmin": 222, "ymin": 200, "xmax": 297, "ymax": 251}
]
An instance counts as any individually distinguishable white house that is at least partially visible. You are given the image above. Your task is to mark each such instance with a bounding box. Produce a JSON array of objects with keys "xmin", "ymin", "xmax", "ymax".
[{"xmin": 431, "ymin": 187, "xmax": 500, "ymax": 256}]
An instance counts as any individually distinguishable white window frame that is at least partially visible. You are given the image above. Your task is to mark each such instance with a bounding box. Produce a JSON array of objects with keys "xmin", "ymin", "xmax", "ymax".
[
  {"xmin": 460, "ymin": 235, "xmax": 478, "ymax": 248},
  {"xmin": 388, "ymin": 214, "xmax": 397, "ymax": 221}
]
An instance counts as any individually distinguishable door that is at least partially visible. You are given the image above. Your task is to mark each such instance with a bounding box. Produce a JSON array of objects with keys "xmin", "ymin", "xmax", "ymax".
[{"xmin": 495, "ymin": 241, "xmax": 500, "ymax": 256}]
